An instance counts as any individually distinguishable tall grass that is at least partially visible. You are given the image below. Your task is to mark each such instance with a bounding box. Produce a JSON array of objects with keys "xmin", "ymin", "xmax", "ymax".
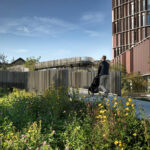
[{"xmin": 0, "ymin": 88, "xmax": 150, "ymax": 149}]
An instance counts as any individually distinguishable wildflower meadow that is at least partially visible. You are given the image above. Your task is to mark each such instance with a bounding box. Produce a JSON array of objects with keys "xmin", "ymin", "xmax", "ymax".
[{"xmin": 0, "ymin": 87, "xmax": 150, "ymax": 150}]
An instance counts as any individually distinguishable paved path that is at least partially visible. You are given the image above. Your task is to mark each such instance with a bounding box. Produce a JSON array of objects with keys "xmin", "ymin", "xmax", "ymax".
[{"xmin": 70, "ymin": 88, "xmax": 150, "ymax": 118}]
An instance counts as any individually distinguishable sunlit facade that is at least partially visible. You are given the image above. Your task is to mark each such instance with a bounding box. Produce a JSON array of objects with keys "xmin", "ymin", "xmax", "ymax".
[{"xmin": 112, "ymin": 0, "xmax": 150, "ymax": 76}]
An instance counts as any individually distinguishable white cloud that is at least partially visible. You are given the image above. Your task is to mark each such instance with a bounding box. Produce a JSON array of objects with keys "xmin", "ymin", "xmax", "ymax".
[
  {"xmin": 0, "ymin": 17, "xmax": 77, "ymax": 37},
  {"xmin": 17, "ymin": 26, "xmax": 30, "ymax": 33},
  {"xmin": 81, "ymin": 12, "xmax": 104, "ymax": 24},
  {"xmin": 0, "ymin": 12, "xmax": 105, "ymax": 37},
  {"xmin": 84, "ymin": 30, "xmax": 101, "ymax": 37},
  {"xmin": 15, "ymin": 49, "xmax": 28, "ymax": 53}
]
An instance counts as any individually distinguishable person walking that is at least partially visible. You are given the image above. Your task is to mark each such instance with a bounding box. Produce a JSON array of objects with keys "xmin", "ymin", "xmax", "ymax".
[{"xmin": 98, "ymin": 55, "xmax": 109, "ymax": 97}]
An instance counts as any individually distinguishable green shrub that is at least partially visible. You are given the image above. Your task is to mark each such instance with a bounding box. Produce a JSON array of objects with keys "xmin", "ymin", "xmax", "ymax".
[
  {"xmin": 0, "ymin": 88, "xmax": 150, "ymax": 149},
  {"xmin": 93, "ymin": 97, "xmax": 150, "ymax": 150}
]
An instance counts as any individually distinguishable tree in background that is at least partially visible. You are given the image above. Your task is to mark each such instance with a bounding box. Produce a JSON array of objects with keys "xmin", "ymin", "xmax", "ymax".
[
  {"xmin": 24, "ymin": 56, "xmax": 41, "ymax": 71},
  {"xmin": 110, "ymin": 62, "xmax": 126, "ymax": 74},
  {"xmin": 110, "ymin": 62, "xmax": 147, "ymax": 96},
  {"xmin": 0, "ymin": 53, "xmax": 8, "ymax": 70},
  {"xmin": 10, "ymin": 57, "xmax": 15, "ymax": 63},
  {"xmin": 125, "ymin": 73, "xmax": 147, "ymax": 93}
]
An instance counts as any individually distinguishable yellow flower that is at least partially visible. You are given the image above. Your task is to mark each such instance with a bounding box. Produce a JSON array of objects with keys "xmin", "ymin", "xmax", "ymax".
[
  {"xmin": 125, "ymin": 107, "xmax": 129, "ymax": 111},
  {"xmin": 128, "ymin": 98, "xmax": 132, "ymax": 102},
  {"xmin": 119, "ymin": 143, "xmax": 122, "ymax": 147},
  {"xmin": 125, "ymin": 113, "xmax": 128, "ymax": 116},
  {"xmin": 100, "ymin": 110, "xmax": 105, "ymax": 114},
  {"xmin": 121, "ymin": 148, "xmax": 124, "ymax": 150},
  {"xmin": 133, "ymin": 133, "xmax": 137, "ymax": 137},
  {"xmin": 101, "ymin": 120, "xmax": 106, "ymax": 123},
  {"xmin": 114, "ymin": 102, "xmax": 117, "ymax": 105},
  {"xmin": 131, "ymin": 104, "xmax": 134, "ymax": 107},
  {"xmin": 103, "ymin": 116, "xmax": 107, "ymax": 119},
  {"xmin": 106, "ymin": 102, "xmax": 110, "ymax": 106},
  {"xmin": 107, "ymin": 99, "xmax": 109, "ymax": 102},
  {"xmin": 114, "ymin": 140, "xmax": 118, "ymax": 145},
  {"xmin": 114, "ymin": 97, "xmax": 117, "ymax": 101},
  {"xmin": 98, "ymin": 104, "xmax": 102, "ymax": 107},
  {"xmin": 126, "ymin": 102, "xmax": 130, "ymax": 106},
  {"xmin": 119, "ymin": 140, "xmax": 121, "ymax": 144},
  {"xmin": 113, "ymin": 102, "xmax": 117, "ymax": 108},
  {"xmin": 103, "ymin": 134, "xmax": 106, "ymax": 137},
  {"xmin": 96, "ymin": 115, "xmax": 102, "ymax": 119}
]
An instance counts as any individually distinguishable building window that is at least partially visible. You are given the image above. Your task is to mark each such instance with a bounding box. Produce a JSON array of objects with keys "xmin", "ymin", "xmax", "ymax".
[
  {"xmin": 147, "ymin": 12, "xmax": 150, "ymax": 25},
  {"xmin": 135, "ymin": 0, "xmax": 138, "ymax": 13},
  {"xmin": 115, "ymin": 22, "xmax": 117, "ymax": 33},
  {"xmin": 131, "ymin": 2, "xmax": 134, "ymax": 15},
  {"xmin": 138, "ymin": 0, "xmax": 141, "ymax": 12},
  {"xmin": 116, "ymin": 34, "xmax": 118, "ymax": 46},
  {"xmin": 134, "ymin": 16, "xmax": 137, "ymax": 28},
  {"xmin": 143, "ymin": 0, "xmax": 146, "ymax": 10},
  {"xmin": 146, "ymin": 27, "xmax": 150, "ymax": 36},
  {"xmin": 131, "ymin": 16, "xmax": 134, "ymax": 29},
  {"xmin": 132, "ymin": 31, "xmax": 134, "ymax": 44},
  {"xmin": 134, "ymin": 30, "xmax": 137, "ymax": 42},
  {"xmin": 139, "ymin": 14, "xmax": 141, "ymax": 27},
  {"xmin": 142, "ymin": 13, "xmax": 146, "ymax": 26},
  {"xmin": 114, "ymin": 49, "xmax": 116, "ymax": 58},
  {"xmin": 137, "ymin": 14, "xmax": 139, "ymax": 27},
  {"xmin": 117, "ymin": 21, "xmax": 119, "ymax": 32},
  {"xmin": 148, "ymin": 0, "xmax": 150, "ymax": 10}
]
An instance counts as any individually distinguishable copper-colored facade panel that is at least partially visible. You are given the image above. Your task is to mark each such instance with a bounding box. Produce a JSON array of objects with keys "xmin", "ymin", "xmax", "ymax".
[
  {"xmin": 113, "ymin": 35, "xmax": 116, "ymax": 48},
  {"xmin": 130, "ymin": 49, "xmax": 133, "ymax": 73},
  {"xmin": 122, "ymin": 52, "xmax": 126, "ymax": 67},
  {"xmin": 112, "ymin": 0, "xmax": 150, "ymax": 75},
  {"xmin": 133, "ymin": 38, "xmax": 150, "ymax": 74},
  {"xmin": 126, "ymin": 50, "xmax": 131, "ymax": 74}
]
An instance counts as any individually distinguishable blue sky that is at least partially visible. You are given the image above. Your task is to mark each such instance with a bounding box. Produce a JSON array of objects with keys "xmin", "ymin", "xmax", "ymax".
[{"xmin": 0, "ymin": 0, "xmax": 112, "ymax": 62}]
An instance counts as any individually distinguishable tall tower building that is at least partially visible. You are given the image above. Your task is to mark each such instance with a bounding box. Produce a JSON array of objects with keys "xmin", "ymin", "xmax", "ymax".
[{"xmin": 112, "ymin": 0, "xmax": 150, "ymax": 74}]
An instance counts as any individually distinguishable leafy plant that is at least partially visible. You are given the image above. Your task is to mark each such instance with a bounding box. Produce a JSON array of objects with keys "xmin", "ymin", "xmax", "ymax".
[
  {"xmin": 0, "ymin": 88, "xmax": 150, "ymax": 149},
  {"xmin": 0, "ymin": 52, "xmax": 8, "ymax": 70},
  {"xmin": 24, "ymin": 56, "xmax": 41, "ymax": 71}
]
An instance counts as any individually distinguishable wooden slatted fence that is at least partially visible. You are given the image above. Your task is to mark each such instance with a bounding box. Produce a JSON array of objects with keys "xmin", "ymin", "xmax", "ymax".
[{"xmin": 0, "ymin": 70, "xmax": 121, "ymax": 95}]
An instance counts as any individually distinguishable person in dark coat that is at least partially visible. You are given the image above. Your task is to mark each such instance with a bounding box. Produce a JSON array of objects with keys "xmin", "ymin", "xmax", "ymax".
[{"xmin": 98, "ymin": 55, "xmax": 109, "ymax": 97}]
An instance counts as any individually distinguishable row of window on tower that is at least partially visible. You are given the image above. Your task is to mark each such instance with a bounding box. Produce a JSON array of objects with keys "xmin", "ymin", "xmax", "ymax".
[
  {"xmin": 113, "ymin": 0, "xmax": 150, "ymax": 21},
  {"xmin": 113, "ymin": 27, "xmax": 150, "ymax": 57},
  {"xmin": 114, "ymin": 28, "xmax": 147, "ymax": 46},
  {"xmin": 113, "ymin": 12, "xmax": 150, "ymax": 34},
  {"xmin": 113, "ymin": 0, "xmax": 150, "ymax": 10}
]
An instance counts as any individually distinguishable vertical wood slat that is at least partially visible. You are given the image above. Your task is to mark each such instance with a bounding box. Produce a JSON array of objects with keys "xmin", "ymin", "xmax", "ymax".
[{"xmin": 0, "ymin": 71, "xmax": 121, "ymax": 95}]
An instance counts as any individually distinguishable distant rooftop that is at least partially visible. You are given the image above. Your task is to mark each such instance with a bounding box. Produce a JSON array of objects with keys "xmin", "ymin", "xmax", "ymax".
[{"xmin": 10, "ymin": 58, "xmax": 25, "ymax": 65}]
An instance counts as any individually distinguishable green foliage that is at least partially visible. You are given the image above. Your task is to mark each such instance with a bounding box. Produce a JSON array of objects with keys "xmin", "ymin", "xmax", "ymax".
[
  {"xmin": 0, "ymin": 53, "xmax": 8, "ymax": 70},
  {"xmin": 0, "ymin": 88, "xmax": 150, "ymax": 149},
  {"xmin": 62, "ymin": 116, "xmax": 92, "ymax": 150},
  {"xmin": 110, "ymin": 62, "xmax": 126, "ymax": 75},
  {"xmin": 93, "ymin": 97, "xmax": 150, "ymax": 149},
  {"xmin": 24, "ymin": 56, "xmax": 41, "ymax": 71},
  {"xmin": 0, "ymin": 88, "xmax": 10, "ymax": 97},
  {"xmin": 111, "ymin": 62, "xmax": 147, "ymax": 96},
  {"xmin": 122, "ymin": 73, "xmax": 147, "ymax": 96},
  {"xmin": 0, "ymin": 119, "xmax": 56, "ymax": 150}
]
